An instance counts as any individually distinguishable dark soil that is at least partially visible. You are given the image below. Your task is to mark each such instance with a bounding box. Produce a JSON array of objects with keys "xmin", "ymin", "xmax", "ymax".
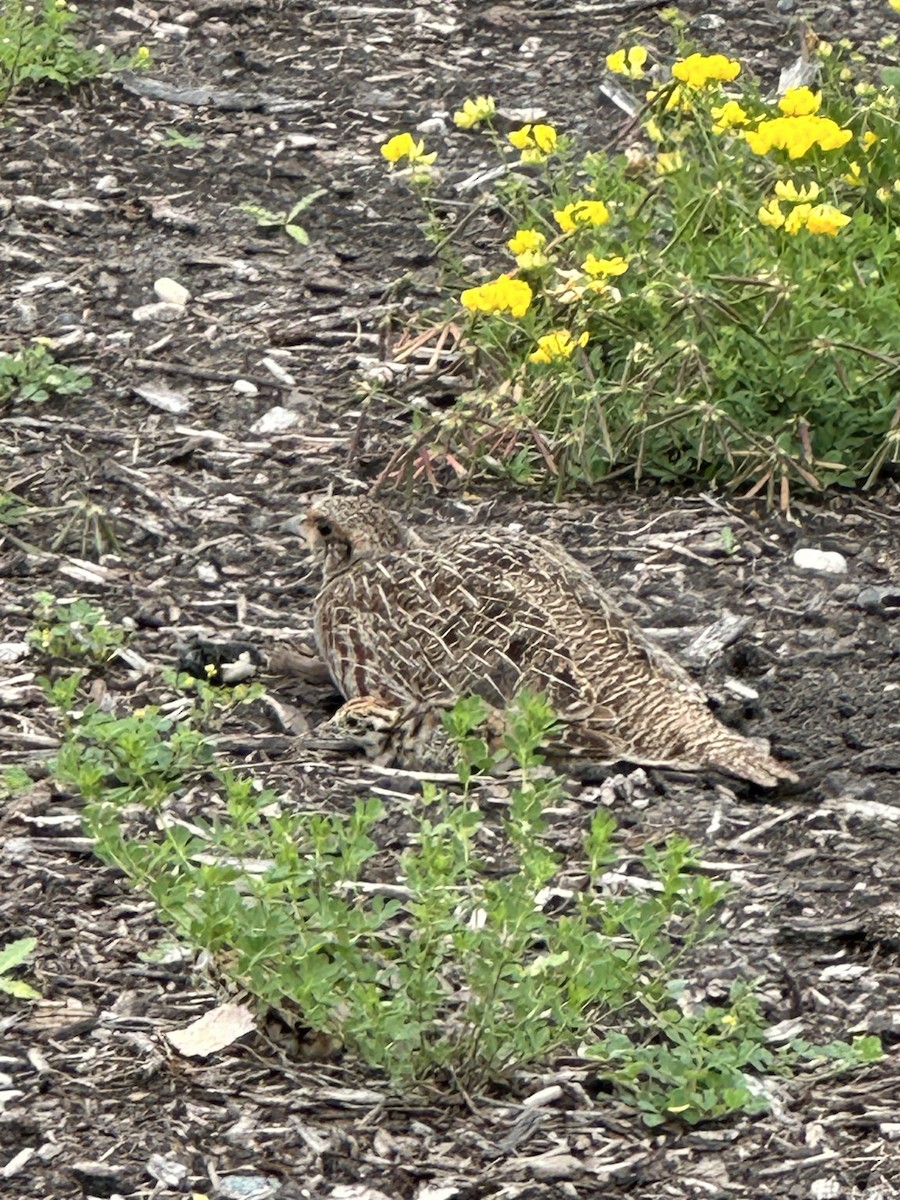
[{"xmin": 2, "ymin": 2, "xmax": 900, "ymax": 1198}]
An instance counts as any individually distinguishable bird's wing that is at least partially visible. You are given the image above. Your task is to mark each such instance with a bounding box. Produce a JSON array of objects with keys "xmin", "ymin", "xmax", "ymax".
[{"xmin": 313, "ymin": 534, "xmax": 700, "ymax": 762}]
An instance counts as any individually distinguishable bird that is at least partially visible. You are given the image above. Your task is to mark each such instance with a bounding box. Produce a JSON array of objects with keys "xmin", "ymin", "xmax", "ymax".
[{"xmin": 303, "ymin": 495, "xmax": 797, "ymax": 787}]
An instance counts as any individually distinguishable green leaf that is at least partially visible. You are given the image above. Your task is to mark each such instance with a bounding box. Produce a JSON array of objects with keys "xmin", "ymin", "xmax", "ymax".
[
  {"xmin": 0, "ymin": 977, "xmax": 42, "ymax": 1000},
  {"xmin": 285, "ymin": 224, "xmax": 309, "ymax": 245},
  {"xmin": 287, "ymin": 188, "xmax": 327, "ymax": 220},
  {"xmin": 0, "ymin": 937, "xmax": 36, "ymax": 975}
]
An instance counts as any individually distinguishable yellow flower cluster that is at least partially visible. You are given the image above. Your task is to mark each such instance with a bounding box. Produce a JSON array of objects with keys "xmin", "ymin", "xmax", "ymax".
[
  {"xmin": 453, "ymin": 95, "xmax": 496, "ymax": 129},
  {"xmin": 671, "ymin": 53, "xmax": 740, "ymax": 89},
  {"xmin": 507, "ymin": 229, "xmax": 548, "ymax": 269},
  {"xmin": 582, "ymin": 254, "xmax": 628, "ymax": 277},
  {"xmin": 606, "ymin": 46, "xmax": 648, "ymax": 79},
  {"xmin": 710, "ymin": 99, "xmax": 749, "ymax": 134},
  {"xmin": 774, "ymin": 180, "xmax": 820, "ymax": 203},
  {"xmin": 745, "ymin": 114, "xmax": 852, "ymax": 159},
  {"xmin": 758, "ymin": 197, "xmax": 851, "ymax": 236},
  {"xmin": 381, "ymin": 132, "xmax": 437, "ymax": 167},
  {"xmin": 554, "ymin": 199, "xmax": 610, "ymax": 232},
  {"xmin": 460, "ymin": 274, "xmax": 533, "ymax": 318},
  {"xmin": 778, "ymin": 86, "xmax": 821, "ymax": 116},
  {"xmin": 508, "ymin": 123, "xmax": 558, "ymax": 164},
  {"xmin": 656, "ymin": 150, "xmax": 683, "ymax": 174},
  {"xmin": 528, "ymin": 330, "xmax": 588, "ymax": 363}
]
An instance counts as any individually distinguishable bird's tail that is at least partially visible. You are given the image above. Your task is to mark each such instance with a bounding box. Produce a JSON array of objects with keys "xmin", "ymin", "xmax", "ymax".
[{"xmin": 703, "ymin": 730, "xmax": 798, "ymax": 788}]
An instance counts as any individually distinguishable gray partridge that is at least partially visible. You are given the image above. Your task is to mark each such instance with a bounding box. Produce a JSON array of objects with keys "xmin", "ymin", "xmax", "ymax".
[{"xmin": 304, "ymin": 496, "xmax": 796, "ymax": 786}]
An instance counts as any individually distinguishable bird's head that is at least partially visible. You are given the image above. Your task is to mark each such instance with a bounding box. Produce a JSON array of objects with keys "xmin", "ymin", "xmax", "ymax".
[{"xmin": 304, "ymin": 495, "xmax": 422, "ymax": 580}]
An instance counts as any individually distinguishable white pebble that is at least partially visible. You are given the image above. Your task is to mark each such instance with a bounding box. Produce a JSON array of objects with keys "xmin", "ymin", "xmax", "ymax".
[
  {"xmin": 792, "ymin": 548, "xmax": 847, "ymax": 575},
  {"xmin": 154, "ymin": 277, "xmax": 191, "ymax": 306}
]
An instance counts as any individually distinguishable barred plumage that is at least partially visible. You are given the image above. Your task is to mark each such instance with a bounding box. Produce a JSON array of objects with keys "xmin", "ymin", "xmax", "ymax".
[{"xmin": 305, "ymin": 497, "xmax": 796, "ymax": 786}]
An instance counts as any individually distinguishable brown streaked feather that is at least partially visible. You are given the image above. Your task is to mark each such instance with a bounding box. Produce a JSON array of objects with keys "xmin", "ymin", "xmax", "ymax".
[{"xmin": 307, "ymin": 499, "xmax": 797, "ymax": 787}]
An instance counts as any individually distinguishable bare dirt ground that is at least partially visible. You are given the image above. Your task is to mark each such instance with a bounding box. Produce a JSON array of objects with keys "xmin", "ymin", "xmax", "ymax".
[{"xmin": 2, "ymin": 2, "xmax": 900, "ymax": 1197}]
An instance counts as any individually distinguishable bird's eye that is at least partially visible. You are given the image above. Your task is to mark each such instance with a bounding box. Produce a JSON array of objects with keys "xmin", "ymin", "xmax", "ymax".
[{"xmin": 317, "ymin": 519, "xmax": 333, "ymax": 537}]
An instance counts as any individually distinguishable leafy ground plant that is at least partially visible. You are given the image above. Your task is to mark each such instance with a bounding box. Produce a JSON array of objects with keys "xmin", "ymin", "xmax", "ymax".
[
  {"xmin": 0, "ymin": 938, "xmax": 41, "ymax": 1001},
  {"xmin": 240, "ymin": 189, "xmax": 327, "ymax": 246},
  {"xmin": 378, "ymin": 30, "xmax": 900, "ymax": 502},
  {"xmin": 0, "ymin": 344, "xmax": 91, "ymax": 405},
  {"xmin": 48, "ymin": 669, "xmax": 879, "ymax": 1122},
  {"xmin": 0, "ymin": 0, "xmax": 149, "ymax": 106},
  {"xmin": 28, "ymin": 592, "xmax": 129, "ymax": 663}
]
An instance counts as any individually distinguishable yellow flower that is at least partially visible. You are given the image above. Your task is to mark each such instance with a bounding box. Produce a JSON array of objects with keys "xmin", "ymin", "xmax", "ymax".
[
  {"xmin": 381, "ymin": 132, "xmax": 437, "ymax": 166},
  {"xmin": 774, "ymin": 179, "xmax": 820, "ymax": 203},
  {"xmin": 453, "ymin": 95, "xmax": 496, "ymax": 129},
  {"xmin": 784, "ymin": 203, "xmax": 812, "ymax": 235},
  {"xmin": 508, "ymin": 123, "xmax": 558, "ymax": 163},
  {"xmin": 507, "ymin": 229, "xmax": 547, "ymax": 269},
  {"xmin": 671, "ymin": 52, "xmax": 740, "ymax": 89},
  {"xmin": 664, "ymin": 84, "xmax": 693, "ymax": 113},
  {"xmin": 890, "ymin": 0, "xmax": 900, "ymax": 11},
  {"xmin": 460, "ymin": 273, "xmax": 533, "ymax": 318},
  {"xmin": 843, "ymin": 161, "xmax": 864, "ymax": 186},
  {"xmin": 778, "ymin": 87, "xmax": 821, "ymax": 116},
  {"xmin": 745, "ymin": 115, "xmax": 852, "ymax": 158},
  {"xmin": 710, "ymin": 99, "xmax": 749, "ymax": 133},
  {"xmin": 805, "ymin": 203, "xmax": 851, "ymax": 235},
  {"xmin": 528, "ymin": 330, "xmax": 589, "ymax": 364},
  {"xmin": 582, "ymin": 254, "xmax": 629, "ymax": 276},
  {"xmin": 863, "ymin": 130, "xmax": 879, "ymax": 151},
  {"xmin": 644, "ymin": 117, "xmax": 664, "ymax": 142},
  {"xmin": 553, "ymin": 199, "xmax": 610, "ymax": 232},
  {"xmin": 758, "ymin": 198, "xmax": 786, "ymax": 229},
  {"xmin": 655, "ymin": 150, "xmax": 683, "ymax": 174},
  {"xmin": 606, "ymin": 46, "xmax": 648, "ymax": 79}
]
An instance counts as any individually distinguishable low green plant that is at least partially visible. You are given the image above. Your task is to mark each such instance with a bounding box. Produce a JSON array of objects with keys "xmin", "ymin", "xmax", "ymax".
[
  {"xmin": 28, "ymin": 591, "xmax": 128, "ymax": 663},
  {"xmin": 0, "ymin": 344, "xmax": 91, "ymax": 405},
  {"xmin": 588, "ymin": 981, "xmax": 879, "ymax": 1126},
  {"xmin": 56, "ymin": 681, "xmax": 877, "ymax": 1119},
  {"xmin": 0, "ymin": 937, "xmax": 41, "ymax": 1001},
  {"xmin": 1, "ymin": 766, "xmax": 33, "ymax": 799},
  {"xmin": 161, "ymin": 126, "xmax": 204, "ymax": 151},
  {"xmin": 240, "ymin": 189, "xmax": 326, "ymax": 246},
  {"xmin": 0, "ymin": 0, "xmax": 149, "ymax": 105},
  {"xmin": 378, "ymin": 38, "xmax": 900, "ymax": 501}
]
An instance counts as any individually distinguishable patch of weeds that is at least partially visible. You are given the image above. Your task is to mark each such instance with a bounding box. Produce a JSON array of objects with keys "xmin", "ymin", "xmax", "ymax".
[
  {"xmin": 0, "ymin": 938, "xmax": 41, "ymax": 1001},
  {"xmin": 28, "ymin": 591, "xmax": 129, "ymax": 663},
  {"xmin": 0, "ymin": 344, "xmax": 91, "ymax": 405},
  {"xmin": 719, "ymin": 525, "xmax": 739, "ymax": 556},
  {"xmin": 0, "ymin": 0, "xmax": 150, "ymax": 106},
  {"xmin": 54, "ymin": 680, "xmax": 878, "ymax": 1119},
  {"xmin": 239, "ymin": 189, "xmax": 327, "ymax": 246},
  {"xmin": 379, "ymin": 39, "xmax": 900, "ymax": 501},
  {"xmin": 55, "ymin": 701, "xmax": 212, "ymax": 806},
  {"xmin": 161, "ymin": 126, "xmax": 204, "ymax": 151},
  {"xmin": 1, "ymin": 765, "xmax": 34, "ymax": 799},
  {"xmin": 170, "ymin": 672, "xmax": 267, "ymax": 730}
]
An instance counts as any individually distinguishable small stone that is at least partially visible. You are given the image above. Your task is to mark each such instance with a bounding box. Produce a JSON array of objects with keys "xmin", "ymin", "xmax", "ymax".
[
  {"xmin": 250, "ymin": 406, "xmax": 299, "ymax": 434},
  {"xmin": 792, "ymin": 548, "xmax": 847, "ymax": 575},
  {"xmin": 856, "ymin": 585, "xmax": 900, "ymax": 616},
  {"xmin": 233, "ymin": 378, "xmax": 259, "ymax": 396},
  {"xmin": 153, "ymin": 277, "xmax": 191, "ymax": 306},
  {"xmin": 417, "ymin": 117, "xmax": 447, "ymax": 136},
  {"xmin": 132, "ymin": 302, "xmax": 185, "ymax": 322}
]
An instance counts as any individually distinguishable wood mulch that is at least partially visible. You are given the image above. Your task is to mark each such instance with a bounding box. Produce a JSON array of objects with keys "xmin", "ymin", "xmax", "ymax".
[{"xmin": 1, "ymin": 2, "xmax": 899, "ymax": 1197}]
